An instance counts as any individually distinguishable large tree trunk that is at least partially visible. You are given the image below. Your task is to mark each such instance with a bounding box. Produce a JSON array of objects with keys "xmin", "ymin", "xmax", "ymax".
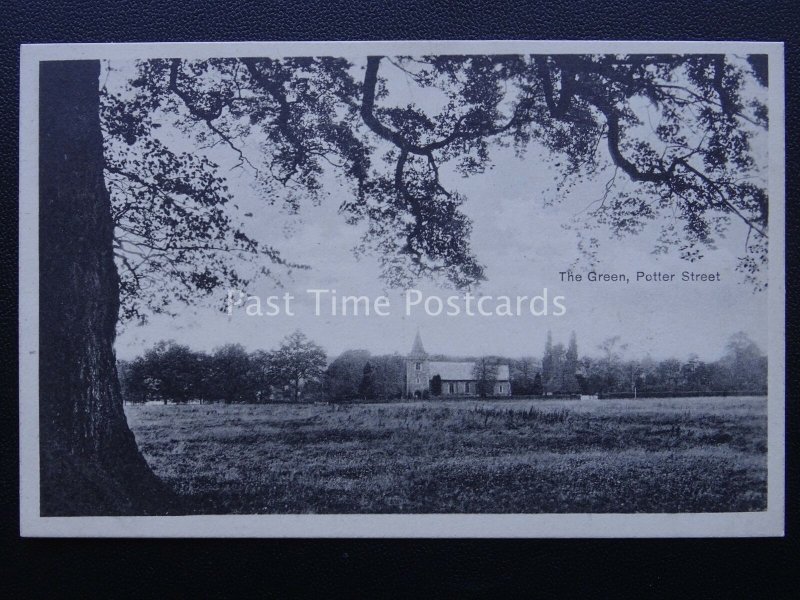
[{"xmin": 39, "ymin": 60, "xmax": 175, "ymax": 515}]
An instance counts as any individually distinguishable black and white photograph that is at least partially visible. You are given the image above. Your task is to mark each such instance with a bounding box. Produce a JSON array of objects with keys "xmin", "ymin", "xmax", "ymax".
[{"xmin": 18, "ymin": 40, "xmax": 785, "ymax": 537}]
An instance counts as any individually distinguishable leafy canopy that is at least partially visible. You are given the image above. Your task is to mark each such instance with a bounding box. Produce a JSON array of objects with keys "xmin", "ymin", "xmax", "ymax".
[{"xmin": 101, "ymin": 53, "xmax": 769, "ymax": 321}]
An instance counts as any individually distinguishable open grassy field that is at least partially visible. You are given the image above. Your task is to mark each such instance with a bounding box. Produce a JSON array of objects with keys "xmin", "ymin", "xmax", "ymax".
[{"xmin": 125, "ymin": 396, "xmax": 767, "ymax": 514}]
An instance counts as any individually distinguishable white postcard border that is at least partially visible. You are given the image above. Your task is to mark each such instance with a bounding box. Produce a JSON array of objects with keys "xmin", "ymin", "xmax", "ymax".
[{"xmin": 19, "ymin": 40, "xmax": 785, "ymax": 537}]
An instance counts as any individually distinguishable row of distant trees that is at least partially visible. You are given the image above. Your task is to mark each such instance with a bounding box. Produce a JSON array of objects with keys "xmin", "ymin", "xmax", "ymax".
[
  {"xmin": 425, "ymin": 331, "xmax": 767, "ymax": 398},
  {"xmin": 119, "ymin": 331, "xmax": 326, "ymax": 404},
  {"xmin": 506, "ymin": 331, "xmax": 767, "ymax": 396},
  {"xmin": 578, "ymin": 332, "xmax": 767, "ymax": 396},
  {"xmin": 119, "ymin": 330, "xmax": 767, "ymax": 404},
  {"xmin": 118, "ymin": 331, "xmax": 410, "ymax": 404}
]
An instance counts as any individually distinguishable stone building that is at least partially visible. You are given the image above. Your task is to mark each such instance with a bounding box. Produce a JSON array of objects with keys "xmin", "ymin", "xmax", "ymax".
[{"xmin": 404, "ymin": 331, "xmax": 511, "ymax": 398}]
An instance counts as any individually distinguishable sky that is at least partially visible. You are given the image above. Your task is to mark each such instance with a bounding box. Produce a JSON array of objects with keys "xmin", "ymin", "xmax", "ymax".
[{"xmin": 107, "ymin": 56, "xmax": 770, "ymax": 363}]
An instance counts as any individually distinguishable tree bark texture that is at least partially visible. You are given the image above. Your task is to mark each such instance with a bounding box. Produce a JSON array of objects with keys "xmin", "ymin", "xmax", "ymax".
[{"xmin": 39, "ymin": 60, "xmax": 173, "ymax": 515}]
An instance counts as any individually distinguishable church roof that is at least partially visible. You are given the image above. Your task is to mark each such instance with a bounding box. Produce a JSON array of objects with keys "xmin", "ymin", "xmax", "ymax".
[
  {"xmin": 409, "ymin": 331, "xmax": 427, "ymax": 356},
  {"xmin": 429, "ymin": 361, "xmax": 510, "ymax": 381}
]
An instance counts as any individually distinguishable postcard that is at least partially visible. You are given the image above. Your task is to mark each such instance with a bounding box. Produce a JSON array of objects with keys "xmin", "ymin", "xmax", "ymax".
[{"xmin": 19, "ymin": 40, "xmax": 785, "ymax": 537}]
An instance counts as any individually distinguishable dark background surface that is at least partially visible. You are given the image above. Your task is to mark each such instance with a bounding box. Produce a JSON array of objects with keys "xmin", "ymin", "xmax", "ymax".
[{"xmin": 1, "ymin": 0, "xmax": 797, "ymax": 595}]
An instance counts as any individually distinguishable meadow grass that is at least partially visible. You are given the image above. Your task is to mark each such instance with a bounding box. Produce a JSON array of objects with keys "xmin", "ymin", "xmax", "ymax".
[{"xmin": 125, "ymin": 396, "xmax": 767, "ymax": 514}]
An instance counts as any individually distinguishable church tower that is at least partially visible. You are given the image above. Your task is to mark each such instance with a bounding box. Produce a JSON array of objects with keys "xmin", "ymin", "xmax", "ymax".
[{"xmin": 405, "ymin": 330, "xmax": 430, "ymax": 398}]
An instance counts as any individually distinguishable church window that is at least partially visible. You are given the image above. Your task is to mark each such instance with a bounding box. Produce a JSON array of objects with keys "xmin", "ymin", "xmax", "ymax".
[
  {"xmin": 415, "ymin": 362, "xmax": 421, "ymax": 371},
  {"xmin": 416, "ymin": 376, "xmax": 420, "ymax": 384}
]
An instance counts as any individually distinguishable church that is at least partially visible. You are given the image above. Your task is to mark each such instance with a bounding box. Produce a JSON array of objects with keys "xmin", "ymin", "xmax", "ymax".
[{"xmin": 404, "ymin": 332, "xmax": 511, "ymax": 398}]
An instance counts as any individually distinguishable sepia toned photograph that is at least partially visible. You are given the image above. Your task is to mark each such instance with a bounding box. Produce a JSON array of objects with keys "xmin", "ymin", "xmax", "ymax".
[{"xmin": 18, "ymin": 41, "xmax": 785, "ymax": 537}]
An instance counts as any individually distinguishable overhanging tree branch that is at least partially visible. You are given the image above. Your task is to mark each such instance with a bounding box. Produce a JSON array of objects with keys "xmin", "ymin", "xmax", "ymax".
[{"xmin": 168, "ymin": 59, "xmax": 259, "ymax": 173}]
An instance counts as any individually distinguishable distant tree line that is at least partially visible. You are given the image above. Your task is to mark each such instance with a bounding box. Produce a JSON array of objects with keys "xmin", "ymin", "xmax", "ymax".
[
  {"xmin": 119, "ymin": 330, "xmax": 326, "ymax": 404},
  {"xmin": 120, "ymin": 330, "xmax": 767, "ymax": 404},
  {"xmin": 509, "ymin": 330, "xmax": 767, "ymax": 396},
  {"xmin": 467, "ymin": 331, "xmax": 766, "ymax": 397},
  {"xmin": 575, "ymin": 331, "xmax": 768, "ymax": 396},
  {"xmin": 119, "ymin": 331, "xmax": 407, "ymax": 404}
]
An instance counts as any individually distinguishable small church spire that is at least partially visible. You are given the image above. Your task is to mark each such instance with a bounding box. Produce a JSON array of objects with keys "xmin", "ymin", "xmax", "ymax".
[{"xmin": 409, "ymin": 329, "xmax": 427, "ymax": 357}]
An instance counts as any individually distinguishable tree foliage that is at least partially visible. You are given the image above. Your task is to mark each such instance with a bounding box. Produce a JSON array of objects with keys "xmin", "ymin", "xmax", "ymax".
[
  {"xmin": 102, "ymin": 53, "xmax": 770, "ymax": 322},
  {"xmin": 268, "ymin": 330, "xmax": 327, "ymax": 402},
  {"xmin": 510, "ymin": 357, "xmax": 538, "ymax": 394},
  {"xmin": 324, "ymin": 350, "xmax": 405, "ymax": 402},
  {"xmin": 430, "ymin": 374, "xmax": 443, "ymax": 396},
  {"xmin": 369, "ymin": 354, "xmax": 407, "ymax": 401},
  {"xmin": 325, "ymin": 349, "xmax": 371, "ymax": 402},
  {"xmin": 118, "ymin": 340, "xmax": 272, "ymax": 404},
  {"xmin": 472, "ymin": 356, "xmax": 500, "ymax": 397},
  {"xmin": 575, "ymin": 332, "xmax": 766, "ymax": 395},
  {"xmin": 358, "ymin": 361, "xmax": 376, "ymax": 401},
  {"xmin": 210, "ymin": 343, "xmax": 263, "ymax": 404},
  {"xmin": 532, "ymin": 372, "xmax": 544, "ymax": 396}
]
